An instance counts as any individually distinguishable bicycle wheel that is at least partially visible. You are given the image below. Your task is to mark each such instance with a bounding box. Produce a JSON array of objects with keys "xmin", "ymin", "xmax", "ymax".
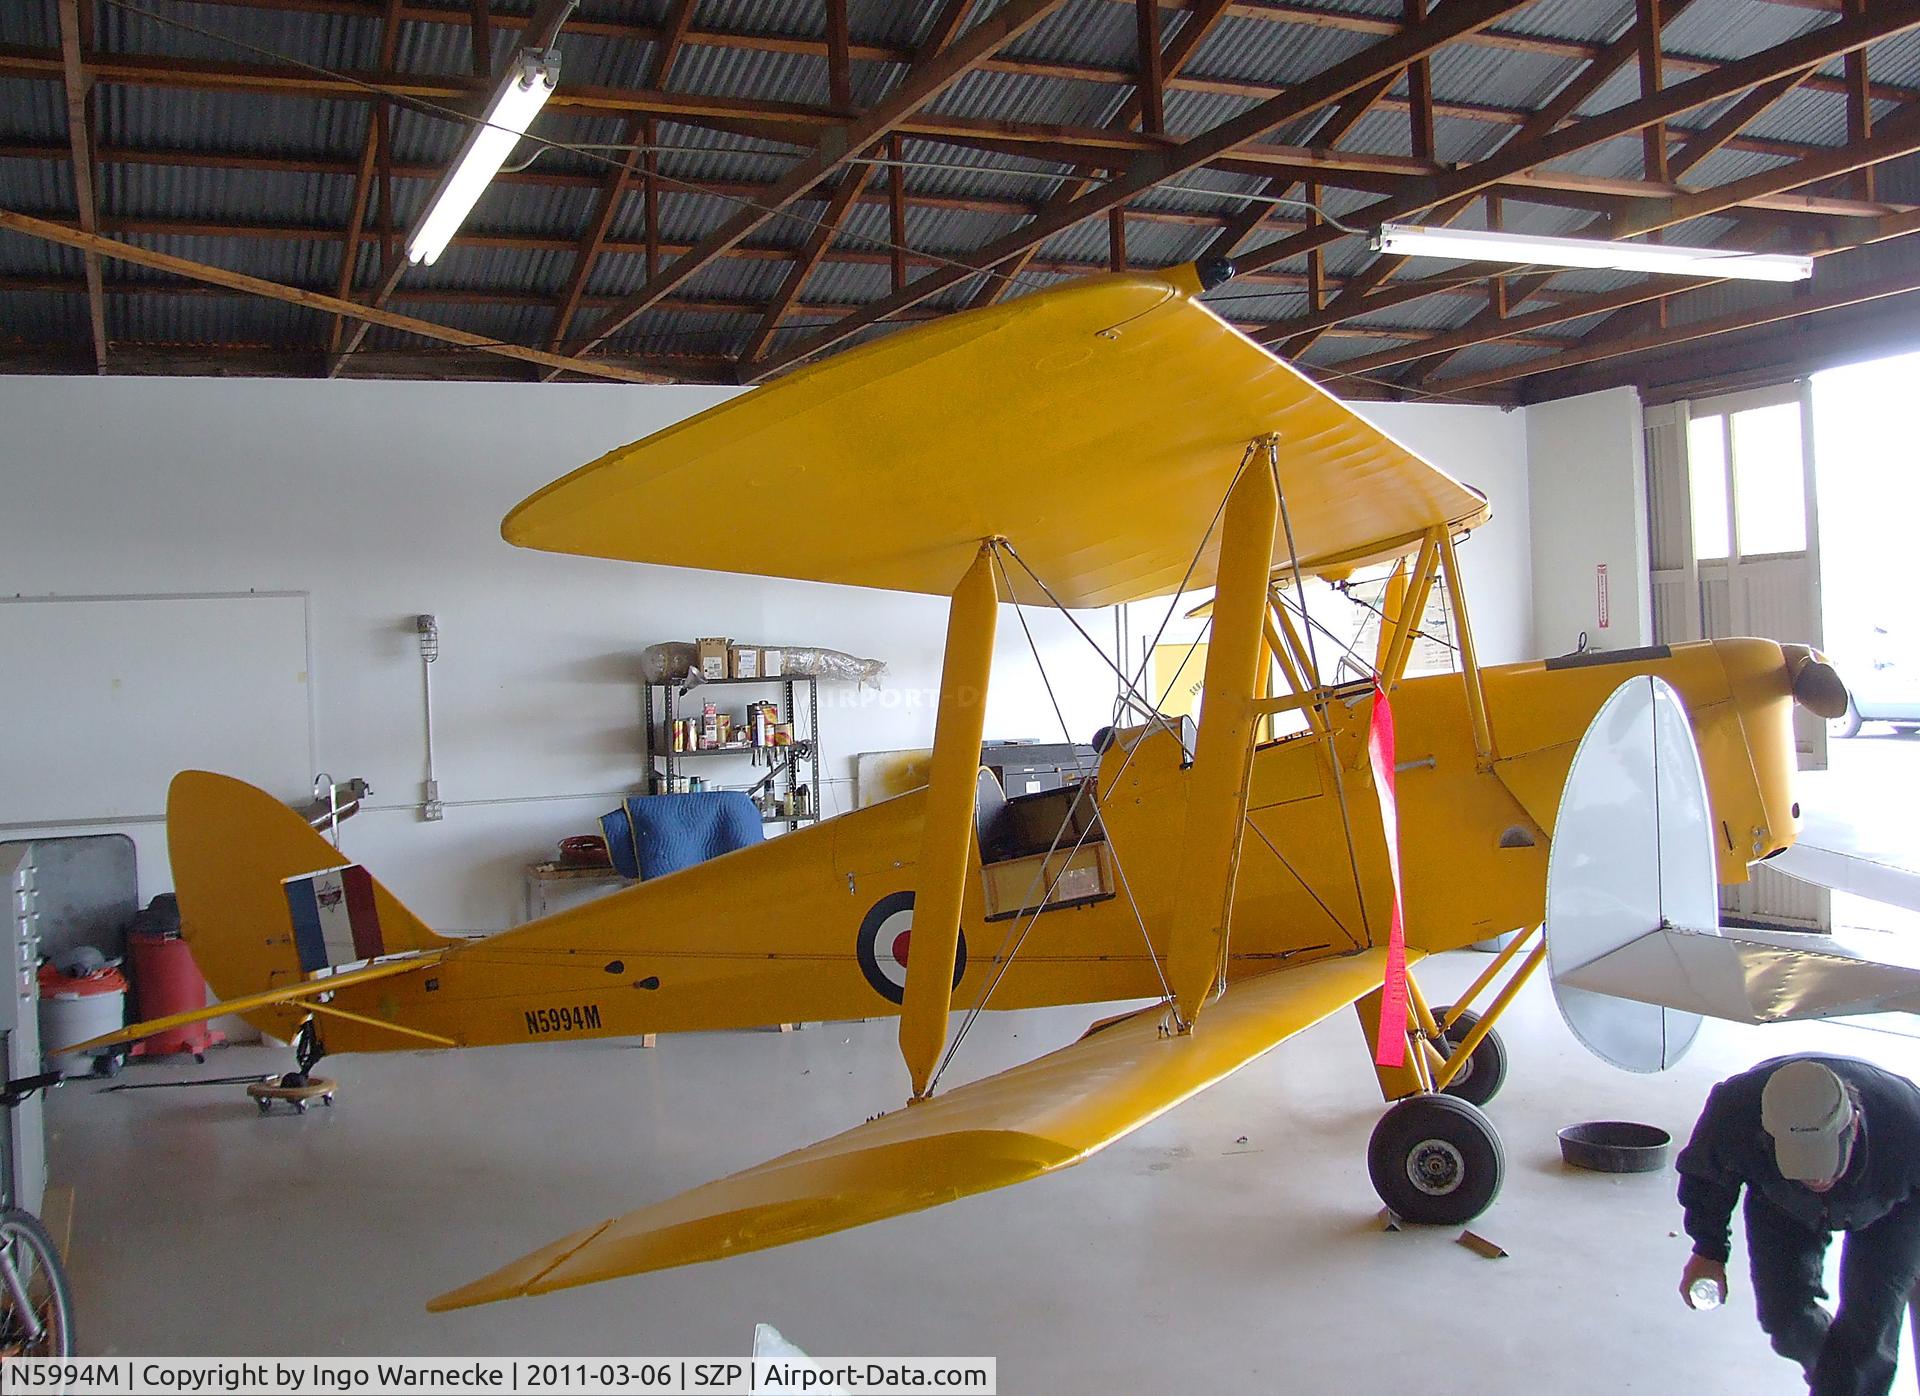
[{"xmin": 0, "ymin": 1208, "xmax": 75, "ymax": 1356}]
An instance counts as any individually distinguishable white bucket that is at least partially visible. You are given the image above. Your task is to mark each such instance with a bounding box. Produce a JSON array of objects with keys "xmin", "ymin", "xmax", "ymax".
[{"xmin": 38, "ymin": 975, "xmax": 126, "ymax": 1075}]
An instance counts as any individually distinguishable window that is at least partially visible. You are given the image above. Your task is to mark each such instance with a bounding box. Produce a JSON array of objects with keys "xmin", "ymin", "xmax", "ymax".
[
  {"xmin": 1687, "ymin": 396, "xmax": 1807, "ymax": 561},
  {"xmin": 1687, "ymin": 414, "xmax": 1731, "ymax": 561},
  {"xmin": 1730, "ymin": 401, "xmax": 1808, "ymax": 555}
]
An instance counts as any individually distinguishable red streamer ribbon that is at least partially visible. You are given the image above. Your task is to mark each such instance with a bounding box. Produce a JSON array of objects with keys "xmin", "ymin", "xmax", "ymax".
[{"xmin": 1366, "ymin": 681, "xmax": 1409, "ymax": 1068}]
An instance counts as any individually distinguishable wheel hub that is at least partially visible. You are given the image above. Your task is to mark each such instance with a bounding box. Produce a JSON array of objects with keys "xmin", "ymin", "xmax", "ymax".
[{"xmin": 1406, "ymin": 1137, "xmax": 1466, "ymax": 1196}]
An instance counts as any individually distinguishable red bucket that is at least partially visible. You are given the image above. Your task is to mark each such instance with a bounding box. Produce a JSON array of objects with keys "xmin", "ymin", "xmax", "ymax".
[{"xmin": 127, "ymin": 930, "xmax": 225, "ymax": 1059}]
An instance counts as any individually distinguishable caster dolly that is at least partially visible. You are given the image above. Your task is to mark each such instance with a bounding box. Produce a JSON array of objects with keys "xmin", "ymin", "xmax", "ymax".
[{"xmin": 246, "ymin": 1074, "xmax": 336, "ymax": 1114}]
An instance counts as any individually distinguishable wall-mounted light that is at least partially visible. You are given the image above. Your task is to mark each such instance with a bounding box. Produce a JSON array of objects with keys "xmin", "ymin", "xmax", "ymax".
[
  {"xmin": 406, "ymin": 48, "xmax": 561, "ymax": 268},
  {"xmin": 1372, "ymin": 222, "xmax": 1813, "ymax": 284}
]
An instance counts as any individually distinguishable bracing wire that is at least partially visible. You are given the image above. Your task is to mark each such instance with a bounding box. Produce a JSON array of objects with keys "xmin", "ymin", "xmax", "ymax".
[
  {"xmin": 930, "ymin": 546, "xmax": 1182, "ymax": 1093},
  {"xmin": 1268, "ymin": 442, "xmax": 1377, "ymax": 947},
  {"xmin": 929, "ymin": 454, "xmax": 1258, "ymax": 1086}
]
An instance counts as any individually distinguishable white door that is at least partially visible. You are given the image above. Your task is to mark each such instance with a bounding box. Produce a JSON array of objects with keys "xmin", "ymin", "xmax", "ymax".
[{"xmin": 1646, "ymin": 384, "xmax": 1829, "ymax": 931}]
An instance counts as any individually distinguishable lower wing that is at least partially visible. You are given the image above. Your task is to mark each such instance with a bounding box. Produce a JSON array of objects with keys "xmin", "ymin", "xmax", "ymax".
[{"xmin": 431, "ymin": 947, "xmax": 1405, "ymax": 1310}]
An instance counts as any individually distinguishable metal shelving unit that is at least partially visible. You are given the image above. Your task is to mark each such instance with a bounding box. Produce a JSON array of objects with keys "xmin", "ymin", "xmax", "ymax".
[{"xmin": 641, "ymin": 673, "xmax": 822, "ymax": 834}]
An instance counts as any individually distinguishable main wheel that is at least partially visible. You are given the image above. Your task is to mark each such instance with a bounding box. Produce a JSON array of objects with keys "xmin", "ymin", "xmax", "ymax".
[
  {"xmin": 1368, "ymin": 1093, "xmax": 1504, "ymax": 1225},
  {"xmin": 1830, "ymin": 700, "xmax": 1862, "ymax": 739},
  {"xmin": 1434, "ymin": 1006, "xmax": 1508, "ymax": 1107},
  {"xmin": 0, "ymin": 1208, "xmax": 75, "ymax": 1357}
]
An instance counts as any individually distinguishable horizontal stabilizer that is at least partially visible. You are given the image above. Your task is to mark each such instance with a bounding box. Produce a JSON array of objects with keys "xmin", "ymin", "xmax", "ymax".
[
  {"xmin": 1770, "ymin": 770, "xmax": 1920, "ymax": 913},
  {"xmin": 1558, "ymin": 924, "xmax": 1920, "ymax": 1025},
  {"xmin": 430, "ymin": 948, "xmax": 1406, "ymax": 1310},
  {"xmin": 56, "ymin": 953, "xmax": 445, "ymax": 1055}
]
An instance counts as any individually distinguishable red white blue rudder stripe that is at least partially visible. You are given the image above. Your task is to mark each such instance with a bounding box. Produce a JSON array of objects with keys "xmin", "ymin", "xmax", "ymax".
[{"xmin": 282, "ymin": 864, "xmax": 385, "ymax": 972}]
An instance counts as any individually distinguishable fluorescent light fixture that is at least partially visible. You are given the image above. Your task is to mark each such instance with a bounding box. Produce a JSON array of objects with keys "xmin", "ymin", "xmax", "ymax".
[
  {"xmin": 1373, "ymin": 221, "xmax": 1813, "ymax": 283},
  {"xmin": 406, "ymin": 47, "xmax": 561, "ymax": 267}
]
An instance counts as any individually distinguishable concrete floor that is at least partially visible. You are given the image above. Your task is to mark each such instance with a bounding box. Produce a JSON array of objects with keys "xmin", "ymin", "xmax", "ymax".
[{"xmin": 47, "ymin": 951, "xmax": 1920, "ymax": 1393}]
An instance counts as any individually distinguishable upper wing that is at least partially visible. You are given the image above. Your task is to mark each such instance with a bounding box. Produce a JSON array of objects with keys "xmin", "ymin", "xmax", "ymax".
[
  {"xmin": 430, "ymin": 947, "xmax": 1405, "ymax": 1310},
  {"xmin": 503, "ymin": 266, "xmax": 1487, "ymax": 608}
]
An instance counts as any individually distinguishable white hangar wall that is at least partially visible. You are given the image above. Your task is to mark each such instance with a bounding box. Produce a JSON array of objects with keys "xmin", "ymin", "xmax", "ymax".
[
  {"xmin": 1355, "ymin": 400, "xmax": 1534, "ymax": 668},
  {"xmin": 1523, "ymin": 386, "xmax": 1653, "ymax": 659},
  {"xmin": 0, "ymin": 378, "xmax": 1565, "ymax": 932},
  {"xmin": 0, "ymin": 377, "xmax": 1115, "ymax": 929}
]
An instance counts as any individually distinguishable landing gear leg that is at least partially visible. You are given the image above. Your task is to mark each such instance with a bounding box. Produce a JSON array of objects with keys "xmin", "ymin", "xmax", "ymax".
[
  {"xmin": 1355, "ymin": 976, "xmax": 1507, "ymax": 1224},
  {"xmin": 1367, "ymin": 1094, "xmax": 1505, "ymax": 1225},
  {"xmin": 289, "ymin": 1020, "xmax": 327, "ymax": 1088}
]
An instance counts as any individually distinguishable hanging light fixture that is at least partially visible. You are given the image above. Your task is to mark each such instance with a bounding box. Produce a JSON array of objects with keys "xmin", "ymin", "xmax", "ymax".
[
  {"xmin": 1373, "ymin": 222, "xmax": 1813, "ymax": 283},
  {"xmin": 407, "ymin": 47, "xmax": 562, "ymax": 267}
]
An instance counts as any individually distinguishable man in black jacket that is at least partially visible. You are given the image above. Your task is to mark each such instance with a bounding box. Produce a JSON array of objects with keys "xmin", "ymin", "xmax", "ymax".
[{"xmin": 1676, "ymin": 1054, "xmax": 1920, "ymax": 1395}]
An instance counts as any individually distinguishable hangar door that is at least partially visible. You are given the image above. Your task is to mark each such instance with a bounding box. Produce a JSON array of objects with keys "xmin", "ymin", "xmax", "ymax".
[{"xmin": 1645, "ymin": 384, "xmax": 1828, "ymax": 932}]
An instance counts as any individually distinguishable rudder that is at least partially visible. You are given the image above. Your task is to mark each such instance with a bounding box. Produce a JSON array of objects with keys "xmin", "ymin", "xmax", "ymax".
[{"xmin": 167, "ymin": 770, "xmax": 453, "ymax": 1040}]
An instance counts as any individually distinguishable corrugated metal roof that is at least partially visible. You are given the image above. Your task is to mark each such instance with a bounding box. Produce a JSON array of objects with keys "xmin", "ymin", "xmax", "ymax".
[
  {"xmin": 0, "ymin": 0, "xmax": 1906, "ymax": 396},
  {"xmin": 1002, "ymin": 0, "xmax": 1138, "ymax": 70},
  {"xmin": 1186, "ymin": 13, "xmax": 1382, "ymax": 88},
  {"xmin": 0, "ymin": 153, "xmax": 73, "ymax": 219},
  {"xmin": 927, "ymin": 66, "xmax": 1121, "ymax": 129},
  {"xmin": 0, "ymin": 4, "xmax": 55, "ymax": 48},
  {"xmin": 0, "ymin": 291, "xmax": 86, "ymax": 346},
  {"xmin": 108, "ymin": 289, "xmax": 318, "ymax": 349}
]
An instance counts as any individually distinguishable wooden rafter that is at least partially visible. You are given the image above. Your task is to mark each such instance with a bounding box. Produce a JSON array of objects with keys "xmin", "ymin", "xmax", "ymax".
[
  {"xmin": 826, "ymin": 0, "xmax": 851, "ymax": 110},
  {"xmin": 968, "ymin": 0, "xmax": 1233, "ymax": 310},
  {"xmin": 737, "ymin": 166, "xmax": 875, "ymax": 362},
  {"xmin": 1372, "ymin": 112, "xmax": 1920, "ymax": 392},
  {"xmin": 1409, "ymin": 70, "xmax": 1814, "ymax": 388},
  {"xmin": 743, "ymin": 8, "xmax": 988, "ymax": 367},
  {"xmin": 538, "ymin": 0, "xmax": 696, "ymax": 372},
  {"xmin": 54, "ymin": 0, "xmax": 105, "ymax": 371},
  {"xmin": 1429, "ymin": 261, "xmax": 1920, "ymax": 398},
  {"xmin": 330, "ymin": 0, "xmax": 405, "ymax": 356},
  {"xmin": 0, "ymin": 45, "xmax": 1890, "ymax": 174},
  {"xmin": 1636, "ymin": 0, "xmax": 1669, "ymax": 183},
  {"xmin": 755, "ymin": 0, "xmax": 1695, "ymax": 380},
  {"xmin": 559, "ymin": 0, "xmax": 1072, "ymax": 359},
  {"xmin": 1200, "ymin": 75, "xmax": 1396, "ymax": 265},
  {"xmin": 327, "ymin": 0, "xmax": 577, "ymax": 376},
  {"xmin": 469, "ymin": 0, "xmax": 491, "ymax": 77},
  {"xmin": 1276, "ymin": 0, "xmax": 1696, "ymax": 359},
  {"xmin": 1135, "ymin": 0, "xmax": 1166, "ymax": 136},
  {"xmin": 130, "ymin": 0, "xmax": 1915, "ymax": 105},
  {"xmin": 0, "ymin": 208, "xmax": 666, "ymax": 383},
  {"xmin": 1252, "ymin": 0, "xmax": 1920, "ymax": 354},
  {"xmin": 1405, "ymin": 0, "xmax": 1434, "ymax": 162}
]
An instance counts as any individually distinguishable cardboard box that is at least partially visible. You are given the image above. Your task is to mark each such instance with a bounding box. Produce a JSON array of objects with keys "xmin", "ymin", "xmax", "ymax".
[
  {"xmin": 981, "ymin": 842, "xmax": 1113, "ymax": 921},
  {"xmin": 761, "ymin": 646, "xmax": 785, "ymax": 678},
  {"xmin": 696, "ymin": 636, "xmax": 730, "ymax": 680},
  {"xmin": 730, "ymin": 645, "xmax": 760, "ymax": 679}
]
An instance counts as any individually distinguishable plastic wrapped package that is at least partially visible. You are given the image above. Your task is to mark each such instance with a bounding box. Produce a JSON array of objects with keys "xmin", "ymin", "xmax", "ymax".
[
  {"xmin": 639, "ymin": 642, "xmax": 700, "ymax": 684},
  {"xmin": 641, "ymin": 641, "xmax": 887, "ymax": 688},
  {"xmin": 778, "ymin": 647, "xmax": 888, "ymax": 686}
]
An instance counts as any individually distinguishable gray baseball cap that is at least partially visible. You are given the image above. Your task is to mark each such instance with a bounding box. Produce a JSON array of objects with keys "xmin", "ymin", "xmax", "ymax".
[{"xmin": 1761, "ymin": 1061, "xmax": 1853, "ymax": 1181}]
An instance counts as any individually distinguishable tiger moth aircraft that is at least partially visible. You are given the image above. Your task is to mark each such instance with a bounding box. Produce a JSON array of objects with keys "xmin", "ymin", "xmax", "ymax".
[{"xmin": 72, "ymin": 260, "xmax": 1918, "ymax": 1312}]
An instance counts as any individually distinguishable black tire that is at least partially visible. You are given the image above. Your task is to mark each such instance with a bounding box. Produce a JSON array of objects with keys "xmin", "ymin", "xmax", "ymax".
[
  {"xmin": 1830, "ymin": 700, "xmax": 1862, "ymax": 740},
  {"xmin": 1368, "ymin": 1093, "xmax": 1505, "ymax": 1226},
  {"xmin": 1434, "ymin": 1006, "xmax": 1508, "ymax": 1107},
  {"xmin": 0, "ymin": 1208, "xmax": 75, "ymax": 1356}
]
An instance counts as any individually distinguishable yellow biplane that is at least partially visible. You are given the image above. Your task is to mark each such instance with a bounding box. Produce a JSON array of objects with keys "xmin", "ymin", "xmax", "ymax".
[{"xmin": 73, "ymin": 261, "xmax": 1860, "ymax": 1313}]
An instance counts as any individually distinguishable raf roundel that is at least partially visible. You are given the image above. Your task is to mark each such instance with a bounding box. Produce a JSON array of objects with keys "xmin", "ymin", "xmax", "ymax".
[{"xmin": 855, "ymin": 891, "xmax": 966, "ymax": 1004}]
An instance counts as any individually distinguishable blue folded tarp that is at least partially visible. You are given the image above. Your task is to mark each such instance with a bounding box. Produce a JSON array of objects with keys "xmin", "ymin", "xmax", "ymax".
[{"xmin": 601, "ymin": 792, "xmax": 764, "ymax": 881}]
